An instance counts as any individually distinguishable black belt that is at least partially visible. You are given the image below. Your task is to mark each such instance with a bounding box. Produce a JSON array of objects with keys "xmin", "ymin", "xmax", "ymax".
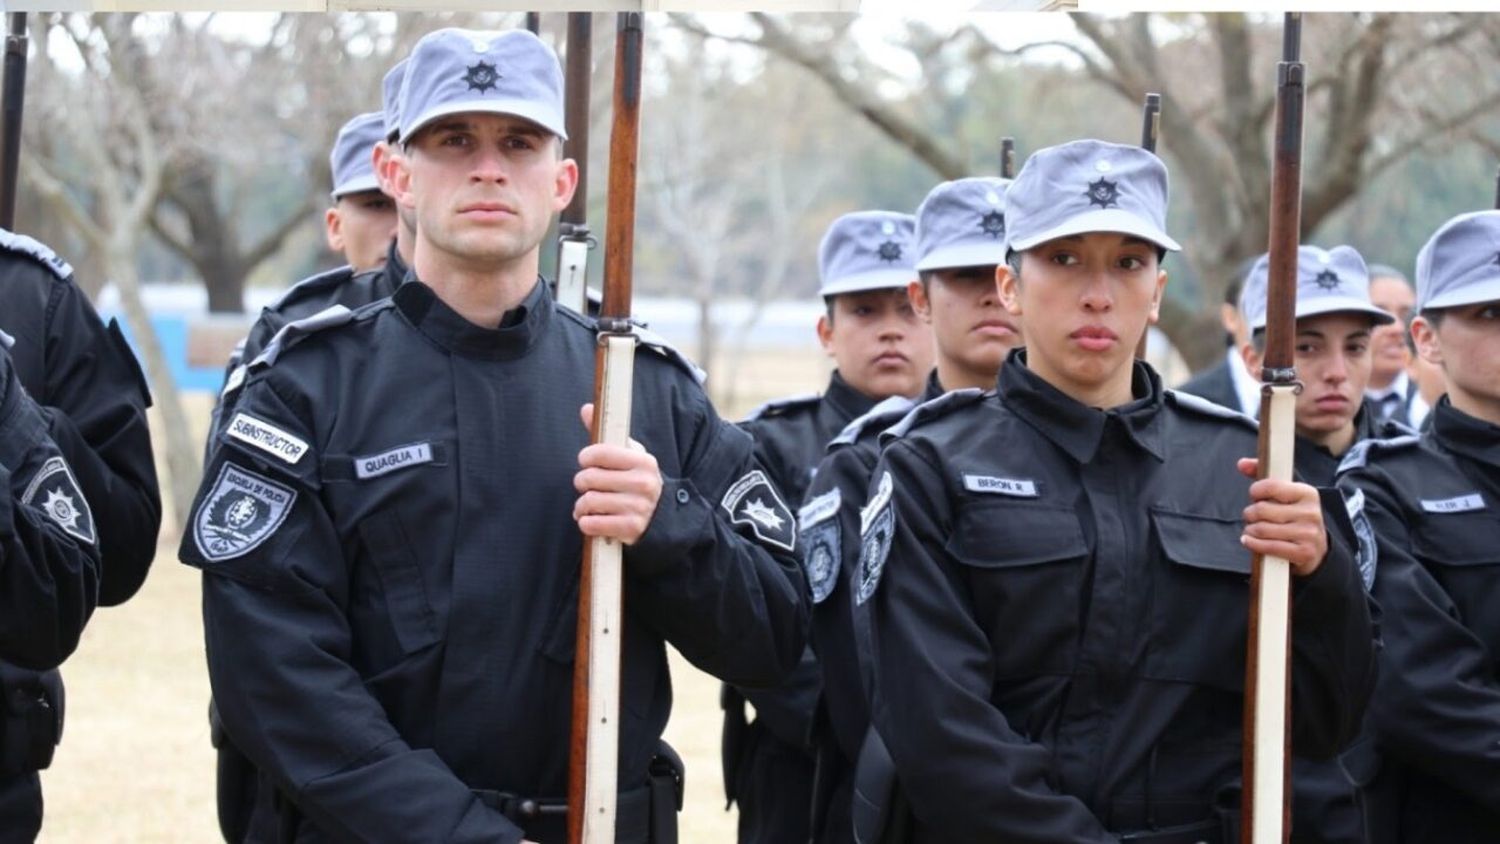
[
  {"xmin": 1118, "ymin": 818, "xmax": 1227, "ymax": 844},
  {"xmin": 476, "ymin": 782, "xmax": 654, "ymax": 844}
]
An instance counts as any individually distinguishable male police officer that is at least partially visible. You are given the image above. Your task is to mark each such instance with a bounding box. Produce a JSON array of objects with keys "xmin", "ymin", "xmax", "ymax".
[
  {"xmin": 0, "ymin": 231, "xmax": 158, "ymax": 841},
  {"xmin": 798, "ymin": 176, "xmax": 1015, "ymax": 844},
  {"xmin": 324, "ymin": 111, "xmax": 398, "ymax": 274},
  {"xmin": 183, "ymin": 28, "xmax": 806, "ymax": 844},
  {"xmin": 1180, "ymin": 273, "xmax": 1258, "ymax": 416},
  {"xmin": 860, "ymin": 139, "xmax": 1375, "ymax": 842},
  {"xmin": 0, "ymin": 336, "xmax": 103, "ymax": 841},
  {"xmin": 1337, "ymin": 209, "xmax": 1500, "ymax": 842},
  {"xmin": 1365, "ymin": 265, "xmax": 1428, "ymax": 428},
  {"xmin": 726, "ymin": 210, "xmax": 930, "ymax": 844}
]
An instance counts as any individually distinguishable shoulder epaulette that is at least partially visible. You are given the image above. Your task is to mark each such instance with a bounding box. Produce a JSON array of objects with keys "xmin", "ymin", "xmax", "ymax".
[
  {"xmin": 1377, "ymin": 418, "xmax": 1417, "ymax": 439},
  {"xmin": 1166, "ymin": 388, "xmax": 1258, "ymax": 431},
  {"xmin": 744, "ymin": 392, "xmax": 821, "ymax": 423},
  {"xmin": 0, "ymin": 230, "xmax": 73, "ymax": 280},
  {"xmin": 634, "ymin": 324, "xmax": 707, "ymax": 386},
  {"xmin": 266, "ymin": 264, "xmax": 356, "ymax": 312},
  {"xmin": 247, "ymin": 304, "xmax": 357, "ymax": 371},
  {"xmin": 830, "ymin": 395, "xmax": 916, "ymax": 448},
  {"xmin": 1337, "ymin": 434, "xmax": 1421, "ymax": 475},
  {"xmin": 880, "ymin": 388, "xmax": 986, "ymax": 444}
]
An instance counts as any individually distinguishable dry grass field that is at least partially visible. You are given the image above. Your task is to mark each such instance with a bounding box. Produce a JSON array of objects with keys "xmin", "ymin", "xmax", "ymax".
[{"xmin": 37, "ymin": 348, "xmax": 829, "ymax": 843}]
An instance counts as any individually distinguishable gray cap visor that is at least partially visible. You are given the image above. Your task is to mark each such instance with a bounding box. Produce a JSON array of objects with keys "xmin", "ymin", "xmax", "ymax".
[
  {"xmin": 1250, "ymin": 294, "xmax": 1395, "ymax": 330},
  {"xmin": 400, "ymin": 97, "xmax": 567, "ymax": 145},
  {"xmin": 821, "ymin": 268, "xmax": 914, "ymax": 297},
  {"xmin": 1423, "ymin": 273, "xmax": 1500, "ymax": 311},
  {"xmin": 915, "ymin": 241, "xmax": 1007, "ymax": 272},
  {"xmin": 1008, "ymin": 208, "xmax": 1181, "ymax": 253},
  {"xmin": 331, "ymin": 174, "xmax": 382, "ymax": 200}
]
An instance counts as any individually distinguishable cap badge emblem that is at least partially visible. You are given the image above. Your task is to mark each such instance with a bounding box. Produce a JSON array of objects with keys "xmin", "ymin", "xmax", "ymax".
[
  {"xmin": 979, "ymin": 211, "xmax": 1005, "ymax": 239},
  {"xmin": 1085, "ymin": 177, "xmax": 1119, "ymax": 209},
  {"xmin": 1314, "ymin": 269, "xmax": 1341, "ymax": 291},
  {"xmin": 464, "ymin": 61, "xmax": 501, "ymax": 94},
  {"xmin": 877, "ymin": 240, "xmax": 903, "ymax": 264}
]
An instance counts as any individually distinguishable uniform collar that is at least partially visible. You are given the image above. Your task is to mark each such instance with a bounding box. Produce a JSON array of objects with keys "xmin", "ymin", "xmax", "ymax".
[
  {"xmin": 922, "ymin": 369, "xmax": 946, "ymax": 402},
  {"xmin": 998, "ymin": 348, "xmax": 1166, "ymax": 464},
  {"xmin": 1432, "ymin": 396, "xmax": 1500, "ymax": 470},
  {"xmin": 393, "ymin": 274, "xmax": 551, "ymax": 360},
  {"xmin": 384, "ymin": 241, "xmax": 410, "ymax": 289},
  {"xmin": 824, "ymin": 370, "xmax": 880, "ymax": 421}
]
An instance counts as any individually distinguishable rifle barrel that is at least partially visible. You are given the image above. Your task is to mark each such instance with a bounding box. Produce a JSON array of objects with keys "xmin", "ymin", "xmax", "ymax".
[
  {"xmin": 1140, "ymin": 93, "xmax": 1161, "ymax": 154},
  {"xmin": 0, "ymin": 13, "xmax": 29, "ymax": 231},
  {"xmin": 562, "ymin": 13, "xmax": 593, "ymax": 228},
  {"xmin": 1000, "ymin": 136, "xmax": 1015, "ymax": 179},
  {"xmin": 1493, "ymin": 164, "xmax": 1499, "ymax": 210},
  {"xmin": 525, "ymin": 12, "xmax": 541, "ymax": 35},
  {"xmin": 601, "ymin": 13, "xmax": 642, "ymax": 324}
]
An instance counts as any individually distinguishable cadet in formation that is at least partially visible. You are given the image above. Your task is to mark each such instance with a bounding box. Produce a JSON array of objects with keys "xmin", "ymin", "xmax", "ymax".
[
  {"xmin": 182, "ymin": 27, "xmax": 806, "ymax": 844},
  {"xmin": 798, "ymin": 174, "xmax": 1018, "ymax": 844},
  {"xmin": 0, "ymin": 230, "xmax": 160, "ymax": 840},
  {"xmin": 725, "ymin": 209, "xmax": 931, "ymax": 844},
  {"xmin": 1337, "ymin": 209, "xmax": 1500, "ymax": 842},
  {"xmin": 857, "ymin": 139, "xmax": 1376, "ymax": 843}
]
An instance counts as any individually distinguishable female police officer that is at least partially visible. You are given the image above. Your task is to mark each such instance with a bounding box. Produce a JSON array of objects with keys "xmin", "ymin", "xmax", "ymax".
[{"xmin": 858, "ymin": 139, "xmax": 1375, "ymax": 843}]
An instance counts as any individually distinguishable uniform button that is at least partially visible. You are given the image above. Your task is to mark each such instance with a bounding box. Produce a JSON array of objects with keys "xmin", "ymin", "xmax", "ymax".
[{"xmin": 676, "ymin": 488, "xmax": 690, "ymax": 505}]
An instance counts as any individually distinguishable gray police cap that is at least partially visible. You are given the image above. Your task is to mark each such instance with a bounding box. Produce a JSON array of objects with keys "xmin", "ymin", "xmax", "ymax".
[
  {"xmin": 817, "ymin": 211, "xmax": 917, "ymax": 297},
  {"xmin": 329, "ymin": 112, "xmax": 386, "ymax": 200},
  {"xmin": 1238, "ymin": 244, "xmax": 1394, "ymax": 331},
  {"xmin": 1415, "ymin": 210, "xmax": 1500, "ymax": 312},
  {"xmin": 1005, "ymin": 139, "xmax": 1180, "ymax": 253},
  {"xmin": 914, "ymin": 177, "xmax": 1011, "ymax": 272},
  {"xmin": 382, "ymin": 58, "xmax": 409, "ymax": 142},
  {"xmin": 399, "ymin": 28, "xmax": 567, "ymax": 146}
]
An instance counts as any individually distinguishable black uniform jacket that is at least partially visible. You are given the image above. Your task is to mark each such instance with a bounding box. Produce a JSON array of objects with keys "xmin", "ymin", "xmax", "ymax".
[
  {"xmin": 862, "ymin": 352, "xmax": 1375, "ymax": 843},
  {"xmin": 0, "ymin": 345, "xmax": 100, "ymax": 670},
  {"xmin": 1337, "ymin": 397, "xmax": 1500, "ymax": 842},
  {"xmin": 0, "ymin": 230, "xmax": 158, "ymax": 607},
  {"xmin": 732, "ymin": 372, "xmax": 878, "ymax": 748},
  {"xmin": 180, "ymin": 278, "xmax": 808, "ymax": 843}
]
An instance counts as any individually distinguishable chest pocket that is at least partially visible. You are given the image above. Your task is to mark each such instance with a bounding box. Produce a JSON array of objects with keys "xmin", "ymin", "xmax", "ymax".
[
  {"xmin": 1145, "ymin": 508, "xmax": 1250, "ymax": 692},
  {"xmin": 945, "ymin": 502, "xmax": 1089, "ymax": 679},
  {"xmin": 322, "ymin": 442, "xmax": 453, "ymax": 678},
  {"xmin": 1412, "ymin": 510, "xmax": 1500, "ymax": 641}
]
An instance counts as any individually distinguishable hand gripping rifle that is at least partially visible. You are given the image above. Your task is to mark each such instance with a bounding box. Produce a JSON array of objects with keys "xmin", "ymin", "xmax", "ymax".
[
  {"xmin": 556, "ymin": 13, "xmax": 594, "ymax": 315},
  {"xmin": 1135, "ymin": 92, "xmax": 1161, "ymax": 360},
  {"xmin": 568, "ymin": 14, "xmax": 643, "ymax": 844},
  {"xmin": 1000, "ymin": 136, "xmax": 1016, "ymax": 179},
  {"xmin": 0, "ymin": 13, "xmax": 29, "ymax": 230},
  {"xmin": 1242, "ymin": 14, "xmax": 1304, "ymax": 844}
]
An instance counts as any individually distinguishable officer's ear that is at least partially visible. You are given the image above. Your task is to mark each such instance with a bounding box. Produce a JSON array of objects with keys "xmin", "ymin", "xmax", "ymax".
[
  {"xmin": 391, "ymin": 152, "xmax": 418, "ymax": 213},
  {"xmin": 324, "ymin": 206, "xmax": 344, "ymax": 253},
  {"xmin": 816, "ymin": 305, "xmax": 836, "ymax": 358},
  {"xmin": 1239, "ymin": 337, "xmax": 1262, "ymax": 377},
  {"xmin": 907, "ymin": 278, "xmax": 932, "ymax": 323},
  {"xmin": 998, "ymin": 260, "xmax": 1023, "ymax": 318},
  {"xmin": 552, "ymin": 155, "xmax": 579, "ymax": 212},
  {"xmin": 1146, "ymin": 267, "xmax": 1168, "ymax": 325},
  {"xmin": 1410, "ymin": 314, "xmax": 1444, "ymax": 369}
]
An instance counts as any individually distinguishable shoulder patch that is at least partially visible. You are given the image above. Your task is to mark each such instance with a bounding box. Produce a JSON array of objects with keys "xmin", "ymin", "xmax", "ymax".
[
  {"xmin": 799, "ymin": 488, "xmax": 843, "ymax": 605},
  {"xmin": 1342, "ymin": 488, "xmax": 1377, "ymax": 591},
  {"xmin": 266, "ymin": 264, "xmax": 355, "ymax": 310},
  {"xmin": 22, "ymin": 456, "xmax": 96, "ymax": 545},
  {"xmin": 0, "ymin": 230, "xmax": 73, "ymax": 280},
  {"xmin": 880, "ymin": 388, "xmax": 985, "ymax": 444},
  {"xmin": 194, "ymin": 462, "xmax": 297, "ymax": 562},
  {"xmin": 1165, "ymin": 389, "xmax": 1258, "ymax": 431},
  {"xmin": 744, "ymin": 392, "xmax": 821, "ymax": 422},
  {"xmin": 855, "ymin": 471, "xmax": 896, "ymax": 605},
  {"xmin": 721, "ymin": 469, "xmax": 795, "ymax": 552},
  {"xmin": 248, "ymin": 304, "xmax": 354, "ymax": 371},
  {"xmin": 831, "ymin": 395, "xmax": 916, "ymax": 447},
  {"xmin": 1336, "ymin": 434, "xmax": 1420, "ymax": 475}
]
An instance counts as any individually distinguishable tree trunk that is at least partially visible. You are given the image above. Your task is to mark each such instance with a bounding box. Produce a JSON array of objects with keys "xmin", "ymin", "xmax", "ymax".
[
  {"xmin": 108, "ymin": 236, "xmax": 201, "ymax": 533},
  {"xmin": 696, "ymin": 292, "xmax": 716, "ymax": 387}
]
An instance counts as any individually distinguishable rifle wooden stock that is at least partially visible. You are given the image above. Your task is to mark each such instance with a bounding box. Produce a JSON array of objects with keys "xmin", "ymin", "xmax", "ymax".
[
  {"xmin": 568, "ymin": 15, "xmax": 643, "ymax": 844},
  {"xmin": 1135, "ymin": 93, "xmax": 1161, "ymax": 359},
  {"xmin": 1000, "ymin": 136, "xmax": 1015, "ymax": 179},
  {"xmin": 1242, "ymin": 14, "xmax": 1304, "ymax": 844},
  {"xmin": 556, "ymin": 12, "xmax": 595, "ymax": 314},
  {"xmin": 0, "ymin": 13, "xmax": 28, "ymax": 230},
  {"xmin": 1492, "ymin": 164, "xmax": 1499, "ymax": 210}
]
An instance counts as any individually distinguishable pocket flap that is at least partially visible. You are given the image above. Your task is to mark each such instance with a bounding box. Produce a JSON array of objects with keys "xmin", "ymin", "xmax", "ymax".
[
  {"xmin": 1151, "ymin": 509, "xmax": 1250, "ymax": 575},
  {"xmin": 1414, "ymin": 511, "xmax": 1500, "ymax": 566},
  {"xmin": 946, "ymin": 503, "xmax": 1088, "ymax": 568}
]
